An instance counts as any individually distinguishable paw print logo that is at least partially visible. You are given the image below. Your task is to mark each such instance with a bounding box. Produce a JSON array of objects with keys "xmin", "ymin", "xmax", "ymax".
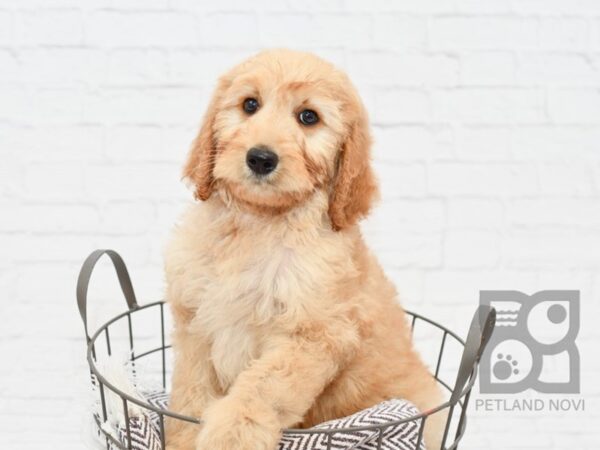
[
  {"xmin": 485, "ymin": 339, "xmax": 531, "ymax": 386},
  {"xmin": 479, "ymin": 290, "xmax": 580, "ymax": 394},
  {"xmin": 493, "ymin": 354, "xmax": 519, "ymax": 380}
]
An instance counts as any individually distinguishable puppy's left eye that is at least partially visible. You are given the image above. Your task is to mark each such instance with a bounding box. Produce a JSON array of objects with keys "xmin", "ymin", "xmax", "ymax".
[
  {"xmin": 243, "ymin": 98, "xmax": 260, "ymax": 114},
  {"xmin": 298, "ymin": 109, "xmax": 319, "ymax": 126}
]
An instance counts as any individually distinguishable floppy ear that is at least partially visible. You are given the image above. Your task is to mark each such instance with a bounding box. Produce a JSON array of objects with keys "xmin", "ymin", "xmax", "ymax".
[
  {"xmin": 328, "ymin": 109, "xmax": 378, "ymax": 231},
  {"xmin": 182, "ymin": 79, "xmax": 228, "ymax": 201}
]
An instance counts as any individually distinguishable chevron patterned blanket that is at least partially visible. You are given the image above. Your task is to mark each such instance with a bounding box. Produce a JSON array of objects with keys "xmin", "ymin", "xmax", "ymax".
[{"xmin": 101, "ymin": 390, "xmax": 425, "ymax": 450}]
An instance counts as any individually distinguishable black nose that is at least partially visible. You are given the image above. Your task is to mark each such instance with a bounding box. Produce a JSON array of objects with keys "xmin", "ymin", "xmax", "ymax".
[{"xmin": 246, "ymin": 147, "xmax": 278, "ymax": 175}]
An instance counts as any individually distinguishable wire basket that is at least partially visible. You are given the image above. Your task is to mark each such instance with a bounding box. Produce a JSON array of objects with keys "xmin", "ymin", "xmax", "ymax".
[{"xmin": 77, "ymin": 249, "xmax": 496, "ymax": 450}]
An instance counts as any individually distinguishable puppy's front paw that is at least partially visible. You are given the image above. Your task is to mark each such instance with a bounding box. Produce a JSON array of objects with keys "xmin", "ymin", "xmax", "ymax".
[{"xmin": 195, "ymin": 397, "xmax": 280, "ymax": 450}]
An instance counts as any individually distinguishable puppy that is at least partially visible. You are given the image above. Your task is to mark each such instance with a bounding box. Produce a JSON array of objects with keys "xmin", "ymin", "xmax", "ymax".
[{"xmin": 164, "ymin": 49, "xmax": 445, "ymax": 450}]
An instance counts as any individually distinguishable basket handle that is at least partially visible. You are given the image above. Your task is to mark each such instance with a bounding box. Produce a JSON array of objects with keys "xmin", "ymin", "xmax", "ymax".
[
  {"xmin": 449, "ymin": 305, "xmax": 496, "ymax": 405},
  {"xmin": 76, "ymin": 249, "xmax": 139, "ymax": 342}
]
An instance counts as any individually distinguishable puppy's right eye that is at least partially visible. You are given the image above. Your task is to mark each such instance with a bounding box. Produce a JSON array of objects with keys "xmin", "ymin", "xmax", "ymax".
[{"xmin": 242, "ymin": 98, "xmax": 259, "ymax": 114}]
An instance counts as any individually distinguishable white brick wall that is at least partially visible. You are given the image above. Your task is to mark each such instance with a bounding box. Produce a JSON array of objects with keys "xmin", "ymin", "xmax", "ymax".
[{"xmin": 1, "ymin": 0, "xmax": 599, "ymax": 448}]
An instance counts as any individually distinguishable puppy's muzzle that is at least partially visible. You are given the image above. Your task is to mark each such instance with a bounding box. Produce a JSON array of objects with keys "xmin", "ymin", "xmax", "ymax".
[{"xmin": 246, "ymin": 146, "xmax": 278, "ymax": 176}]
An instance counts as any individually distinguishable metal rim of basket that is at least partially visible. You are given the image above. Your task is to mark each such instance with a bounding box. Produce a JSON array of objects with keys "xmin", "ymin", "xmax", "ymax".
[{"xmin": 78, "ymin": 249, "xmax": 496, "ymax": 450}]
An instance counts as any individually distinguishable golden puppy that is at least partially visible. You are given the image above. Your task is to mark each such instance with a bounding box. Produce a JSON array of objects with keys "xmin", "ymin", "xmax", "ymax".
[{"xmin": 164, "ymin": 49, "xmax": 445, "ymax": 450}]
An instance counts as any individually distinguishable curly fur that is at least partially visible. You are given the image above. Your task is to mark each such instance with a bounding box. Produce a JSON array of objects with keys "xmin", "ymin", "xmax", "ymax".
[{"xmin": 165, "ymin": 49, "xmax": 445, "ymax": 450}]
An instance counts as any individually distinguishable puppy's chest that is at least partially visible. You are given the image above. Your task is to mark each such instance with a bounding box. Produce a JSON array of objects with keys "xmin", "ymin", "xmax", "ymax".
[{"xmin": 196, "ymin": 234, "xmax": 326, "ymax": 389}]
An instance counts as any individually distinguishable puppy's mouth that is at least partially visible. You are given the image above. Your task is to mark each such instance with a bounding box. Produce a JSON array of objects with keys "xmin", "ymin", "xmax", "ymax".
[
  {"xmin": 217, "ymin": 168, "xmax": 315, "ymax": 214},
  {"xmin": 218, "ymin": 179, "xmax": 313, "ymax": 214},
  {"xmin": 244, "ymin": 166, "xmax": 278, "ymax": 184}
]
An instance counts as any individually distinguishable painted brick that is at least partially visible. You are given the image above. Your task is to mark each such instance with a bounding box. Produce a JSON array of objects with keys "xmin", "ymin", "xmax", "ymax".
[
  {"xmin": 19, "ymin": 49, "xmax": 107, "ymax": 85},
  {"xmin": 447, "ymin": 199, "xmax": 504, "ymax": 229},
  {"xmin": 517, "ymin": 54, "xmax": 599, "ymax": 86},
  {"xmin": 16, "ymin": 10, "xmax": 83, "ymax": 46},
  {"xmin": 430, "ymin": 17, "xmax": 538, "ymax": 50},
  {"xmin": 548, "ymin": 89, "xmax": 600, "ymax": 124},
  {"xmin": 107, "ymin": 49, "xmax": 168, "ymax": 85},
  {"xmin": 508, "ymin": 198, "xmax": 600, "ymax": 227},
  {"xmin": 372, "ymin": 15, "xmax": 427, "ymax": 50},
  {"xmin": 86, "ymin": 12, "xmax": 198, "ymax": 47},
  {"xmin": 432, "ymin": 88, "xmax": 545, "ymax": 124},
  {"xmin": 200, "ymin": 13, "xmax": 259, "ymax": 48},
  {"xmin": 460, "ymin": 52, "xmax": 515, "ymax": 86},
  {"xmin": 456, "ymin": 126, "xmax": 512, "ymax": 160},
  {"xmin": 373, "ymin": 162, "xmax": 428, "ymax": 198},
  {"xmin": 373, "ymin": 88, "xmax": 431, "ymax": 124},
  {"xmin": 444, "ymin": 230, "xmax": 500, "ymax": 268},
  {"xmin": 347, "ymin": 52, "xmax": 459, "ymax": 86},
  {"xmin": 373, "ymin": 125, "xmax": 455, "ymax": 162},
  {"xmin": 0, "ymin": 50, "xmax": 19, "ymax": 82},
  {"xmin": 428, "ymin": 163, "xmax": 539, "ymax": 196},
  {"xmin": 0, "ymin": 10, "xmax": 13, "ymax": 45},
  {"xmin": 539, "ymin": 18, "xmax": 589, "ymax": 50}
]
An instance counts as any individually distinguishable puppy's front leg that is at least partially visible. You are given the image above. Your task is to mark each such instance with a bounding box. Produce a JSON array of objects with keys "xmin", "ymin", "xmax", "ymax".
[
  {"xmin": 195, "ymin": 325, "xmax": 358, "ymax": 450},
  {"xmin": 166, "ymin": 330, "xmax": 221, "ymax": 450}
]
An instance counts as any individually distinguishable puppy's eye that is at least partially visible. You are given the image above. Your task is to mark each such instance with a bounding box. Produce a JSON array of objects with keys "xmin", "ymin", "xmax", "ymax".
[
  {"xmin": 298, "ymin": 109, "xmax": 319, "ymax": 126},
  {"xmin": 243, "ymin": 98, "xmax": 259, "ymax": 114}
]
